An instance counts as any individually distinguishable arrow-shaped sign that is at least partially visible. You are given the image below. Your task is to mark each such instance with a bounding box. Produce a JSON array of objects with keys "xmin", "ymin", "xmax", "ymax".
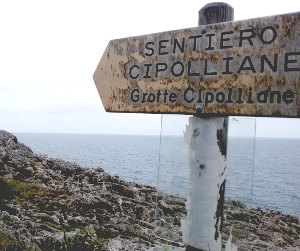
[{"xmin": 93, "ymin": 12, "xmax": 300, "ymax": 117}]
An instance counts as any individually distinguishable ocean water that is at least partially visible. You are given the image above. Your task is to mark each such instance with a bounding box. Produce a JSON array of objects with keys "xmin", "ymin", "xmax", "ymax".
[{"xmin": 15, "ymin": 133, "xmax": 299, "ymax": 216}]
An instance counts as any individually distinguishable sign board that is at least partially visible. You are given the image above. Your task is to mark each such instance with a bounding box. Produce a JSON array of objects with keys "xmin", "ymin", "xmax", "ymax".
[{"xmin": 93, "ymin": 12, "xmax": 300, "ymax": 117}]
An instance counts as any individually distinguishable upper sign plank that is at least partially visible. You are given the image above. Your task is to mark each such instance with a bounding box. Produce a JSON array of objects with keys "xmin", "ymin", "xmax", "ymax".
[{"xmin": 93, "ymin": 12, "xmax": 300, "ymax": 117}]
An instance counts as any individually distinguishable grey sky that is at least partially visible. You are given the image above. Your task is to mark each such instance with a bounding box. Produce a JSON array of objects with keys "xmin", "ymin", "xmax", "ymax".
[{"xmin": 0, "ymin": 0, "xmax": 299, "ymax": 137}]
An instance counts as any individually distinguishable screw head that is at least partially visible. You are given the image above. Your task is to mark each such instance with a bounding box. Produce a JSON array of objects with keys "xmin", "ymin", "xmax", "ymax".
[
  {"xmin": 200, "ymin": 26, "xmax": 207, "ymax": 35},
  {"xmin": 196, "ymin": 106, "xmax": 202, "ymax": 114}
]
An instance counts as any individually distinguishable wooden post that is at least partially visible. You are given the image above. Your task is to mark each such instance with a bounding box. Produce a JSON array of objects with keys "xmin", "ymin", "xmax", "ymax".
[{"xmin": 181, "ymin": 3, "xmax": 233, "ymax": 251}]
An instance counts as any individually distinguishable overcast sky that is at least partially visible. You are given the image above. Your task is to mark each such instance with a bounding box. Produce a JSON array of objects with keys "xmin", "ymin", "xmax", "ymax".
[{"xmin": 0, "ymin": 0, "xmax": 299, "ymax": 137}]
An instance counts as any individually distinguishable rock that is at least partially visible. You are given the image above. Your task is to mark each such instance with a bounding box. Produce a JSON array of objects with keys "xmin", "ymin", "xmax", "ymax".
[{"xmin": 0, "ymin": 130, "xmax": 299, "ymax": 251}]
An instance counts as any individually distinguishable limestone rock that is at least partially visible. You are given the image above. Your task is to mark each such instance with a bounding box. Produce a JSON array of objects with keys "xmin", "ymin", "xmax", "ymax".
[{"xmin": 0, "ymin": 130, "xmax": 299, "ymax": 250}]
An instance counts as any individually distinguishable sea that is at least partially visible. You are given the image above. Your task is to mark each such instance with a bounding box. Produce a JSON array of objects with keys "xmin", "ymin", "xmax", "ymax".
[{"xmin": 15, "ymin": 133, "xmax": 300, "ymax": 217}]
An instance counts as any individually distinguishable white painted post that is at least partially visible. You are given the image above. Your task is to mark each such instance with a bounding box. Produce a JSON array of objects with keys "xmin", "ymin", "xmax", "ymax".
[{"xmin": 181, "ymin": 3, "xmax": 234, "ymax": 251}]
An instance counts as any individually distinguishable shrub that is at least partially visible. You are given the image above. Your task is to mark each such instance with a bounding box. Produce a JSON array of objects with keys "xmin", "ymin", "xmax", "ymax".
[
  {"xmin": 0, "ymin": 177, "xmax": 41, "ymax": 201},
  {"xmin": 37, "ymin": 232, "xmax": 106, "ymax": 251},
  {"xmin": 38, "ymin": 236, "xmax": 63, "ymax": 251},
  {"xmin": 0, "ymin": 232, "xmax": 27, "ymax": 251}
]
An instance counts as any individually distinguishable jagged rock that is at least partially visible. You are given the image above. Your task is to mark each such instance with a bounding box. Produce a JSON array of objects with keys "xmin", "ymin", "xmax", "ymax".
[{"xmin": 0, "ymin": 130, "xmax": 299, "ymax": 250}]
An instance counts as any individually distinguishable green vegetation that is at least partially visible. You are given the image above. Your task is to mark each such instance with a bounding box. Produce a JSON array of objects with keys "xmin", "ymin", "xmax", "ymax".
[
  {"xmin": 37, "ymin": 236, "xmax": 63, "ymax": 251},
  {"xmin": 0, "ymin": 231, "xmax": 108, "ymax": 251},
  {"xmin": 0, "ymin": 232, "xmax": 11, "ymax": 250},
  {"xmin": 0, "ymin": 177, "xmax": 42, "ymax": 201},
  {"xmin": 61, "ymin": 223, "xmax": 85, "ymax": 233},
  {"xmin": 232, "ymin": 229, "xmax": 246, "ymax": 240},
  {"xmin": 95, "ymin": 227, "xmax": 118, "ymax": 239},
  {"xmin": 44, "ymin": 222, "xmax": 86, "ymax": 233},
  {"xmin": 37, "ymin": 232, "xmax": 107, "ymax": 251},
  {"xmin": 29, "ymin": 161, "xmax": 38, "ymax": 167},
  {"xmin": 0, "ymin": 232, "xmax": 27, "ymax": 251}
]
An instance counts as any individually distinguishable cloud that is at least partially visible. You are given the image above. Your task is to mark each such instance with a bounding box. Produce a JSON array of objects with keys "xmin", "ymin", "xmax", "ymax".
[{"xmin": 0, "ymin": 0, "xmax": 299, "ymax": 136}]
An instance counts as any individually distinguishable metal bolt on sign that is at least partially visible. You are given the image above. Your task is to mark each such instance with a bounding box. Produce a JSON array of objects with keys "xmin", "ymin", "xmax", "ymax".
[{"xmin": 93, "ymin": 2, "xmax": 300, "ymax": 251}]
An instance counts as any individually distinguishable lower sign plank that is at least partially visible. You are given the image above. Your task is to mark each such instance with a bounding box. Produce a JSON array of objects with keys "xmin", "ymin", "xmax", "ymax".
[{"xmin": 93, "ymin": 12, "xmax": 300, "ymax": 117}]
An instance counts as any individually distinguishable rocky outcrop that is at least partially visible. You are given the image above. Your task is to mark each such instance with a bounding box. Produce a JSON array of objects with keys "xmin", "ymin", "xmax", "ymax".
[{"xmin": 0, "ymin": 130, "xmax": 299, "ymax": 250}]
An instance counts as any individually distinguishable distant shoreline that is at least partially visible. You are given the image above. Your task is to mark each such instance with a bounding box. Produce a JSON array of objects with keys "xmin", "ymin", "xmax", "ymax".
[{"xmin": 13, "ymin": 131, "xmax": 300, "ymax": 139}]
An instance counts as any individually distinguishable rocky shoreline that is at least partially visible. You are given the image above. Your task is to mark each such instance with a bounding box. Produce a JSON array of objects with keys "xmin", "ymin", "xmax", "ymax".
[{"xmin": 0, "ymin": 130, "xmax": 299, "ymax": 250}]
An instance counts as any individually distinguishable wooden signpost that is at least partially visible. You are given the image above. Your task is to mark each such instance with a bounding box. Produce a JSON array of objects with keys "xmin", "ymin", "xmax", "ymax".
[
  {"xmin": 94, "ymin": 11, "xmax": 300, "ymax": 118},
  {"xmin": 93, "ymin": 3, "xmax": 299, "ymax": 251}
]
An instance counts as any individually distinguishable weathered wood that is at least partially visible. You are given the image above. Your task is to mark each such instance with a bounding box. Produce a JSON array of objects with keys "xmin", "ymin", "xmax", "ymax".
[
  {"xmin": 198, "ymin": 2, "xmax": 234, "ymax": 25},
  {"xmin": 93, "ymin": 11, "xmax": 300, "ymax": 117}
]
